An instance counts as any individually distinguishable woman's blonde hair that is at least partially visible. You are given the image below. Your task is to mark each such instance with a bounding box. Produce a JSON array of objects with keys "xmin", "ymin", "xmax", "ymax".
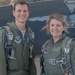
[{"xmin": 41, "ymin": 13, "xmax": 68, "ymax": 34}]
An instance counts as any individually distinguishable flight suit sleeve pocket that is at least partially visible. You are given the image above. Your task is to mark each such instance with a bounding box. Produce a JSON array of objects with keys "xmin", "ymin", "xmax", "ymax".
[{"xmin": 8, "ymin": 58, "xmax": 18, "ymax": 70}]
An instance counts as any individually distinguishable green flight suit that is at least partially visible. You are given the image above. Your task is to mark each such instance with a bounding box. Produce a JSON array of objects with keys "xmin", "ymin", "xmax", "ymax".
[
  {"xmin": 41, "ymin": 33, "xmax": 75, "ymax": 75},
  {"xmin": 0, "ymin": 22, "xmax": 37, "ymax": 75}
]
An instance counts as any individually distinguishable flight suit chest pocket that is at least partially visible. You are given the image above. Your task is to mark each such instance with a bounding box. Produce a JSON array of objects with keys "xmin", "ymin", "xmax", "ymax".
[
  {"xmin": 51, "ymin": 47, "xmax": 61, "ymax": 58},
  {"xmin": 23, "ymin": 42, "xmax": 30, "ymax": 69},
  {"xmin": 8, "ymin": 57, "xmax": 18, "ymax": 70}
]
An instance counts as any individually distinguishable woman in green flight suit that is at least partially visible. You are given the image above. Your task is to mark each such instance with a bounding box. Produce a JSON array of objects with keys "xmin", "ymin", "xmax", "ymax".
[{"xmin": 40, "ymin": 13, "xmax": 75, "ymax": 75}]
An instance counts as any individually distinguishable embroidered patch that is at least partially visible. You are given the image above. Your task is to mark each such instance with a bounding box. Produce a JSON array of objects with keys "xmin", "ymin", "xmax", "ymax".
[
  {"xmin": 14, "ymin": 36, "xmax": 21, "ymax": 43},
  {"xmin": 44, "ymin": 47, "xmax": 50, "ymax": 54}
]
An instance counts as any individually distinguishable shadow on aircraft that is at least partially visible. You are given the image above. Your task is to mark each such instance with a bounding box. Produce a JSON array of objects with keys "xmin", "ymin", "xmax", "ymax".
[{"xmin": 0, "ymin": 0, "xmax": 75, "ymax": 55}]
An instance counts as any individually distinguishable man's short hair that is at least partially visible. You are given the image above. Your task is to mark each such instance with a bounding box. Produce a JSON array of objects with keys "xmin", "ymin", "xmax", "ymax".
[{"xmin": 13, "ymin": 0, "xmax": 29, "ymax": 11}]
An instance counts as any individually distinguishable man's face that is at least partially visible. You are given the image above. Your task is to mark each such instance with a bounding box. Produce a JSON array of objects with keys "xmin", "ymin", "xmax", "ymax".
[{"xmin": 13, "ymin": 4, "xmax": 30, "ymax": 23}]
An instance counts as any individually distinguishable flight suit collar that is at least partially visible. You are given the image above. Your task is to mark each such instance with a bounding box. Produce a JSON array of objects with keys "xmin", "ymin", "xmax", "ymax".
[
  {"xmin": 9, "ymin": 22, "xmax": 30, "ymax": 46},
  {"xmin": 51, "ymin": 33, "xmax": 67, "ymax": 44},
  {"xmin": 10, "ymin": 21, "xmax": 29, "ymax": 30}
]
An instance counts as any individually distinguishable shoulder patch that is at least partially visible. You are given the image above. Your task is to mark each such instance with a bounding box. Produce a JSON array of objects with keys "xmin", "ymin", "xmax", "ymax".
[{"xmin": 0, "ymin": 32, "xmax": 2, "ymax": 42}]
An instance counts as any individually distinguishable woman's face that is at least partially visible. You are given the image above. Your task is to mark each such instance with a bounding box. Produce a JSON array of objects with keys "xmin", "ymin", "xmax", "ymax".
[{"xmin": 49, "ymin": 19, "xmax": 64, "ymax": 38}]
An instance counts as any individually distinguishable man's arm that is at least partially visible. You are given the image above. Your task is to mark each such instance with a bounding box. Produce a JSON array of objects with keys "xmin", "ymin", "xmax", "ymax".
[
  {"xmin": 0, "ymin": 29, "xmax": 7, "ymax": 75},
  {"xmin": 29, "ymin": 57, "xmax": 37, "ymax": 75}
]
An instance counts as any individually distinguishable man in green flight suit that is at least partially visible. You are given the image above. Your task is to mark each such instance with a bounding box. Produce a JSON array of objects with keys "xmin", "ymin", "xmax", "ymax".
[{"xmin": 0, "ymin": 0, "xmax": 37, "ymax": 75}]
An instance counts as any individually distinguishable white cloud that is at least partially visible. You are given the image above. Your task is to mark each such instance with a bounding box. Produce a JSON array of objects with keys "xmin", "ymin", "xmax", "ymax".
[{"xmin": 28, "ymin": 16, "xmax": 48, "ymax": 21}]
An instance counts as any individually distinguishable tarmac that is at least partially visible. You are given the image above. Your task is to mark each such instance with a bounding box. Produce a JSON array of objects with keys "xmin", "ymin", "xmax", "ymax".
[{"xmin": 34, "ymin": 55, "xmax": 41, "ymax": 75}]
